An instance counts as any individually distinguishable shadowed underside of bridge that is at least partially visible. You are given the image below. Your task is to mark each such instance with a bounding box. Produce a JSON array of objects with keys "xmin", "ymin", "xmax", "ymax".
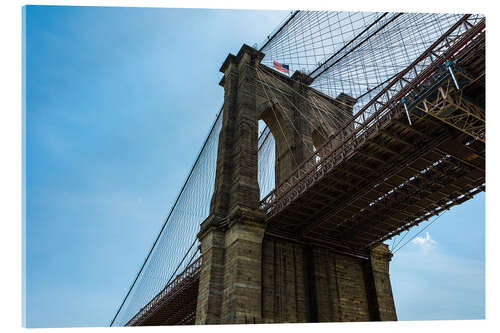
[{"xmin": 111, "ymin": 11, "xmax": 485, "ymax": 327}]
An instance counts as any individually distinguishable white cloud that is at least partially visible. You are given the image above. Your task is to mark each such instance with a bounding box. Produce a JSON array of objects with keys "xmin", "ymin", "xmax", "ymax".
[{"xmin": 411, "ymin": 231, "xmax": 436, "ymax": 250}]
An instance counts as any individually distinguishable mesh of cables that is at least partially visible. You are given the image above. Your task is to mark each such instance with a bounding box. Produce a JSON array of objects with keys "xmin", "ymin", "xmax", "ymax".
[
  {"xmin": 309, "ymin": 13, "xmax": 469, "ymax": 115},
  {"xmin": 260, "ymin": 11, "xmax": 383, "ymax": 74},
  {"xmin": 111, "ymin": 109, "xmax": 223, "ymax": 326},
  {"xmin": 259, "ymin": 11, "xmax": 482, "ymax": 118},
  {"xmin": 258, "ymin": 125, "xmax": 276, "ymax": 200}
]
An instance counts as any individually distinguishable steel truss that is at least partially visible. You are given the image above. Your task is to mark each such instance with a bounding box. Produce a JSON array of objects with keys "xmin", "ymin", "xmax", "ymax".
[{"xmin": 411, "ymin": 69, "xmax": 485, "ymax": 142}]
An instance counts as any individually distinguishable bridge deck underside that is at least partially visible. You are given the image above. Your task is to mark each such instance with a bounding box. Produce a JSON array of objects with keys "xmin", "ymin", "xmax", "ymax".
[
  {"xmin": 266, "ymin": 116, "xmax": 484, "ymax": 252},
  {"xmin": 265, "ymin": 31, "xmax": 485, "ymax": 255}
]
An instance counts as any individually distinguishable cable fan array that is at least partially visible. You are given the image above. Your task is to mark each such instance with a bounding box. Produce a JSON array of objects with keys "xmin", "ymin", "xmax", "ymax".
[
  {"xmin": 255, "ymin": 65, "xmax": 354, "ymax": 166},
  {"xmin": 259, "ymin": 12, "xmax": 483, "ymax": 121}
]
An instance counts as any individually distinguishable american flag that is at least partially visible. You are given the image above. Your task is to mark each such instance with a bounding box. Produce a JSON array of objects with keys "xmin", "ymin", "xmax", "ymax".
[{"xmin": 273, "ymin": 60, "xmax": 289, "ymax": 74}]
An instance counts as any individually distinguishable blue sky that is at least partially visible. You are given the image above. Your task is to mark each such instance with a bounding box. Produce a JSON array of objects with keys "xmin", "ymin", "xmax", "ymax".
[
  {"xmin": 389, "ymin": 193, "xmax": 484, "ymax": 320},
  {"xmin": 24, "ymin": 5, "xmax": 484, "ymax": 327}
]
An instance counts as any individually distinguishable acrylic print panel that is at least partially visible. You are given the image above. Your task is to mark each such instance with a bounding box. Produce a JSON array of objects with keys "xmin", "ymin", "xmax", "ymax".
[{"xmin": 23, "ymin": 4, "xmax": 485, "ymax": 328}]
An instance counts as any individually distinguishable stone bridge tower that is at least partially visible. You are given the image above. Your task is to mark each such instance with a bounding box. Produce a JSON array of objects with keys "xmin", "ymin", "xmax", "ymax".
[{"xmin": 195, "ymin": 44, "xmax": 397, "ymax": 325}]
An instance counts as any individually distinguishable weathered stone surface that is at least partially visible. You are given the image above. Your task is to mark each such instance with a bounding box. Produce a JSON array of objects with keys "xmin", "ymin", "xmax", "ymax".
[
  {"xmin": 369, "ymin": 244, "xmax": 397, "ymax": 321},
  {"xmin": 196, "ymin": 226, "xmax": 225, "ymax": 324},
  {"xmin": 196, "ymin": 44, "xmax": 266, "ymax": 324},
  {"xmin": 260, "ymin": 237, "xmax": 395, "ymax": 323}
]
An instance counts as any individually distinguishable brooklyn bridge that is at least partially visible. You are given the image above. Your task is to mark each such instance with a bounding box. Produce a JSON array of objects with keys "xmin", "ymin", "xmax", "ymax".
[{"xmin": 110, "ymin": 11, "xmax": 485, "ymax": 326}]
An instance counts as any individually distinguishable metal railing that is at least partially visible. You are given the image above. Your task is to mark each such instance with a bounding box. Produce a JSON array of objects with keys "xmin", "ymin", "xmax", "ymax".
[{"xmin": 126, "ymin": 257, "xmax": 202, "ymax": 326}]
